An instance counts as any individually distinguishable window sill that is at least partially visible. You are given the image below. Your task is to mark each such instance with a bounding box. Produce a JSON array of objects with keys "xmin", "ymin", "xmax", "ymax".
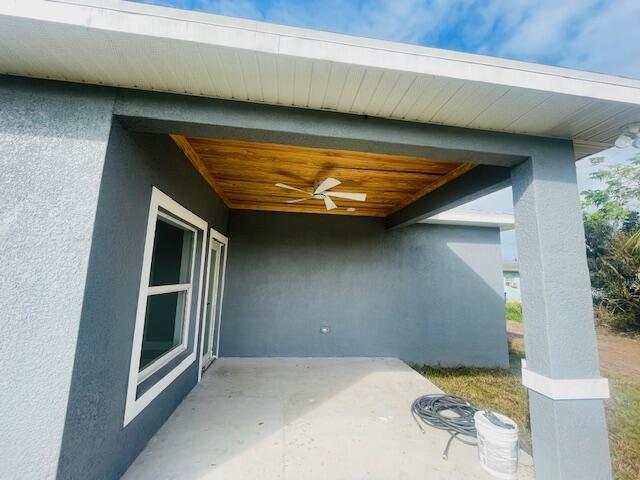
[{"xmin": 137, "ymin": 344, "xmax": 188, "ymax": 384}]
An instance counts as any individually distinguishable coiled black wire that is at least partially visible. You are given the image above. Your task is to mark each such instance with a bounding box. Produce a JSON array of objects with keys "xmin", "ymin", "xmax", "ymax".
[{"xmin": 411, "ymin": 394, "xmax": 478, "ymax": 460}]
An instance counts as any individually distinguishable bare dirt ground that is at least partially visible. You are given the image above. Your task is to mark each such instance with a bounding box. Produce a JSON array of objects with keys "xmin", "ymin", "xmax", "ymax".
[{"xmin": 507, "ymin": 321, "xmax": 640, "ymax": 383}]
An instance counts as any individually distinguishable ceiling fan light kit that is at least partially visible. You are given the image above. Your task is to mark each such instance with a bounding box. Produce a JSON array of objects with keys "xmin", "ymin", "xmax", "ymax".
[{"xmin": 275, "ymin": 177, "xmax": 367, "ymax": 212}]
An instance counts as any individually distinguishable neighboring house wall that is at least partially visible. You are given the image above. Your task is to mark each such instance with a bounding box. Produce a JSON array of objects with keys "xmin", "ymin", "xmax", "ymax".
[
  {"xmin": 504, "ymin": 270, "xmax": 522, "ymax": 302},
  {"xmin": 221, "ymin": 211, "xmax": 509, "ymax": 368},
  {"xmin": 0, "ymin": 77, "xmax": 116, "ymax": 479},
  {"xmin": 56, "ymin": 125, "xmax": 228, "ymax": 479}
]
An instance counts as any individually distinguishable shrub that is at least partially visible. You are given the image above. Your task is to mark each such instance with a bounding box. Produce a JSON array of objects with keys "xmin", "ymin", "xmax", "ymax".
[
  {"xmin": 505, "ymin": 302, "xmax": 522, "ymax": 322},
  {"xmin": 591, "ymin": 231, "xmax": 640, "ymax": 332}
]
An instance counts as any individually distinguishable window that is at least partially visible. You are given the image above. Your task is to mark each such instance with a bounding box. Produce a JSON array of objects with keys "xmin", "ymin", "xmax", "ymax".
[
  {"xmin": 138, "ymin": 213, "xmax": 195, "ymax": 380},
  {"xmin": 124, "ymin": 187, "xmax": 207, "ymax": 426}
]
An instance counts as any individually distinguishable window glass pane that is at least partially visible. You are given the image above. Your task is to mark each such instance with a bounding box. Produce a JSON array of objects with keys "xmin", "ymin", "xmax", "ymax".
[
  {"xmin": 202, "ymin": 249, "xmax": 218, "ymax": 358},
  {"xmin": 139, "ymin": 291, "xmax": 187, "ymax": 371},
  {"xmin": 149, "ymin": 217, "xmax": 194, "ymax": 286},
  {"xmin": 211, "ymin": 244, "xmax": 226, "ymax": 351}
]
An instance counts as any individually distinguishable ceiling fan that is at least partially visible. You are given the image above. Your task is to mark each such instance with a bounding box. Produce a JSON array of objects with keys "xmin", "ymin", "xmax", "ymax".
[{"xmin": 275, "ymin": 177, "xmax": 367, "ymax": 211}]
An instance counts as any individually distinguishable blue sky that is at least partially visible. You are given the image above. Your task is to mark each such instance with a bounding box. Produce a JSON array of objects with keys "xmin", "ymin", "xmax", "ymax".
[
  {"xmin": 135, "ymin": 0, "xmax": 640, "ymax": 259},
  {"xmin": 135, "ymin": 0, "xmax": 640, "ymax": 79}
]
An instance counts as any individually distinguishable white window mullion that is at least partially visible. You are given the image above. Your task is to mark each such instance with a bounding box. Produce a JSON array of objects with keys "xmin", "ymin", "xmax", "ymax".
[
  {"xmin": 157, "ymin": 210, "xmax": 197, "ymax": 234},
  {"xmin": 147, "ymin": 283, "xmax": 191, "ymax": 296}
]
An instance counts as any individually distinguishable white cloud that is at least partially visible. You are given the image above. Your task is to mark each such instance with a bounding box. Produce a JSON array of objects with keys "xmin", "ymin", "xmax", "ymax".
[
  {"xmin": 560, "ymin": 0, "xmax": 640, "ymax": 78},
  {"xmin": 268, "ymin": 0, "xmax": 640, "ymax": 79},
  {"xmin": 262, "ymin": 0, "xmax": 457, "ymax": 45},
  {"xmin": 136, "ymin": 0, "xmax": 640, "ymax": 78},
  {"xmin": 198, "ymin": 0, "xmax": 263, "ymax": 18},
  {"xmin": 484, "ymin": 0, "xmax": 640, "ymax": 78},
  {"xmin": 496, "ymin": 0, "xmax": 596, "ymax": 57}
]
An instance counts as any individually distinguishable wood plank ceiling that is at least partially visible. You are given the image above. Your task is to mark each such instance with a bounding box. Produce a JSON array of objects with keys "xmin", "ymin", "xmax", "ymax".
[{"xmin": 172, "ymin": 135, "xmax": 476, "ymax": 217}]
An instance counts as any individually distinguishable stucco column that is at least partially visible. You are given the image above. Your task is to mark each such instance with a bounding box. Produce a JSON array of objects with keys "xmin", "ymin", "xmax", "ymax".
[
  {"xmin": 0, "ymin": 77, "xmax": 115, "ymax": 478},
  {"xmin": 510, "ymin": 144, "xmax": 611, "ymax": 480}
]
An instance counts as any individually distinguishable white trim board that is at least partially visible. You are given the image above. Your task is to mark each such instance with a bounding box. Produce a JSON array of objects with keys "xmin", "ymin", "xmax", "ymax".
[
  {"xmin": 521, "ymin": 360, "xmax": 610, "ymax": 401},
  {"xmin": 420, "ymin": 208, "xmax": 515, "ymax": 231},
  {"xmin": 214, "ymin": 236, "xmax": 229, "ymax": 359},
  {"xmin": 197, "ymin": 227, "xmax": 229, "ymax": 381},
  {"xmin": 198, "ymin": 237, "xmax": 221, "ymax": 374},
  {"xmin": 123, "ymin": 187, "xmax": 208, "ymax": 426}
]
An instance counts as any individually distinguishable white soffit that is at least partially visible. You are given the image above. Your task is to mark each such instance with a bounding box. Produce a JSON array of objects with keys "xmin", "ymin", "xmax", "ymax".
[
  {"xmin": 420, "ymin": 209, "xmax": 515, "ymax": 231},
  {"xmin": 1, "ymin": 0, "xmax": 640, "ymax": 159}
]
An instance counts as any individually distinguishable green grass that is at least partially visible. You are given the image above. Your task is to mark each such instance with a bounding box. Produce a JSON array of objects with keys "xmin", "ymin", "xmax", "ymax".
[
  {"xmin": 607, "ymin": 377, "xmax": 640, "ymax": 480},
  {"xmin": 414, "ymin": 341, "xmax": 531, "ymax": 451},
  {"xmin": 505, "ymin": 302, "xmax": 523, "ymax": 322},
  {"xmin": 415, "ymin": 340, "xmax": 640, "ymax": 480}
]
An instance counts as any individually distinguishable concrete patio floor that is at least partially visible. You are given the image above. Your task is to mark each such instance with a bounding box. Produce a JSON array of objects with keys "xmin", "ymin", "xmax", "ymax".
[{"xmin": 123, "ymin": 358, "xmax": 534, "ymax": 480}]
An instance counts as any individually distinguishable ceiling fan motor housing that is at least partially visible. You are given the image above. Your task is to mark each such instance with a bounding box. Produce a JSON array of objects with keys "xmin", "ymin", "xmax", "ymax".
[{"xmin": 275, "ymin": 177, "xmax": 366, "ymax": 211}]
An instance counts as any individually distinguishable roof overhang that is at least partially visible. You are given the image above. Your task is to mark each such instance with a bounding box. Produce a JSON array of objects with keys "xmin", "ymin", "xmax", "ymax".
[
  {"xmin": 421, "ymin": 209, "xmax": 515, "ymax": 231},
  {"xmin": 2, "ymin": 0, "xmax": 640, "ymax": 159},
  {"xmin": 503, "ymin": 262, "xmax": 520, "ymax": 272}
]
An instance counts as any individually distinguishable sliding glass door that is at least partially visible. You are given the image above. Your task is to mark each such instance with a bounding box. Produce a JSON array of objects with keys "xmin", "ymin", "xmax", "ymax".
[{"xmin": 201, "ymin": 230, "xmax": 227, "ymax": 372}]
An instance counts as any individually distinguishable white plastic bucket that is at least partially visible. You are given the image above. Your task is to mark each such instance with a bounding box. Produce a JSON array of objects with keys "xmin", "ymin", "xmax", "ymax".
[{"xmin": 474, "ymin": 411, "xmax": 519, "ymax": 479}]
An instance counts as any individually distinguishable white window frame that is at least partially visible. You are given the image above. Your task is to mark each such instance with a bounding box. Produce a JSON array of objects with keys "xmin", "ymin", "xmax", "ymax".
[
  {"xmin": 137, "ymin": 211, "xmax": 196, "ymax": 383},
  {"xmin": 124, "ymin": 187, "xmax": 207, "ymax": 426},
  {"xmin": 197, "ymin": 228, "xmax": 229, "ymax": 381}
]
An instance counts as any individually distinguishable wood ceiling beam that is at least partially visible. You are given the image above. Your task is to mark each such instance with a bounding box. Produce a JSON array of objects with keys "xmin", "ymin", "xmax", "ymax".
[
  {"xmin": 170, "ymin": 134, "xmax": 235, "ymax": 207},
  {"xmin": 172, "ymin": 134, "xmax": 478, "ymax": 218},
  {"xmin": 211, "ymin": 171, "xmax": 439, "ymax": 192},
  {"xmin": 225, "ymin": 193, "xmax": 395, "ymax": 208},
  {"xmin": 202, "ymin": 159, "xmax": 445, "ymax": 184},
  {"xmin": 215, "ymin": 178, "xmax": 422, "ymax": 194},
  {"xmin": 186, "ymin": 136, "xmax": 459, "ymax": 175},
  {"xmin": 231, "ymin": 202, "xmax": 388, "ymax": 217},
  {"xmin": 388, "ymin": 163, "xmax": 477, "ymax": 214}
]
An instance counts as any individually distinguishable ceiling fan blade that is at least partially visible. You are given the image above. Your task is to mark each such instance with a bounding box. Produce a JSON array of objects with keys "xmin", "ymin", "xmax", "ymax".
[
  {"xmin": 286, "ymin": 197, "xmax": 314, "ymax": 204},
  {"xmin": 324, "ymin": 195, "xmax": 337, "ymax": 210},
  {"xmin": 324, "ymin": 191, "xmax": 367, "ymax": 201},
  {"xmin": 275, "ymin": 183, "xmax": 311, "ymax": 195},
  {"xmin": 314, "ymin": 177, "xmax": 341, "ymax": 194}
]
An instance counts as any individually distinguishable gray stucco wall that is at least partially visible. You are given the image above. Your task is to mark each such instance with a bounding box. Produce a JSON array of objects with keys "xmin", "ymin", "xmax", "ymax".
[
  {"xmin": 56, "ymin": 124, "xmax": 228, "ymax": 480},
  {"xmin": 221, "ymin": 211, "xmax": 508, "ymax": 367},
  {"xmin": 1, "ymin": 73, "xmax": 610, "ymax": 479},
  {"xmin": 0, "ymin": 77, "xmax": 116, "ymax": 479}
]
